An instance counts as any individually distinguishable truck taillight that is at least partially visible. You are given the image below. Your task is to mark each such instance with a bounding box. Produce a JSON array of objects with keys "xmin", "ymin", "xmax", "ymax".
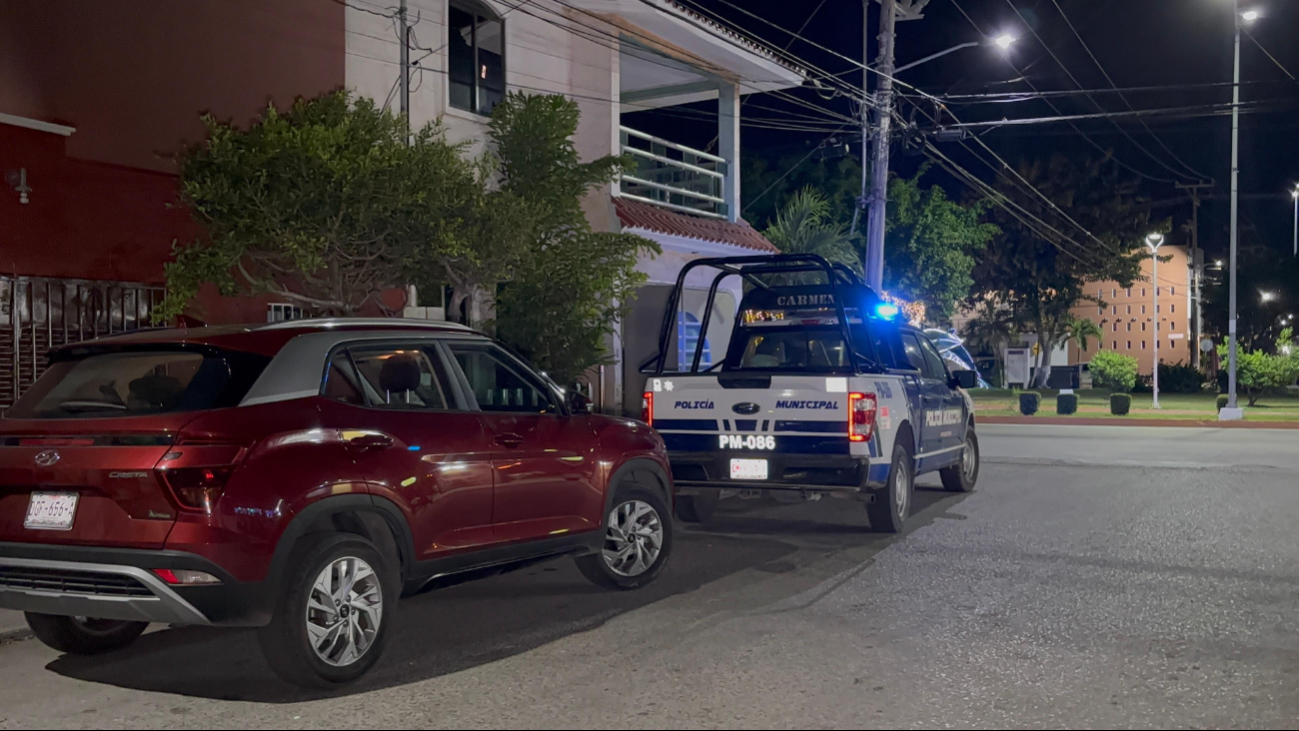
[
  {"xmin": 849, "ymin": 392, "xmax": 877, "ymax": 442},
  {"xmin": 641, "ymin": 391, "xmax": 654, "ymax": 426}
]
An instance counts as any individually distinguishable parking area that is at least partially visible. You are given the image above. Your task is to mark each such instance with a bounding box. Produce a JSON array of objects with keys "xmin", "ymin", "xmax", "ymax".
[{"xmin": 2, "ymin": 427, "xmax": 1299, "ymax": 728}]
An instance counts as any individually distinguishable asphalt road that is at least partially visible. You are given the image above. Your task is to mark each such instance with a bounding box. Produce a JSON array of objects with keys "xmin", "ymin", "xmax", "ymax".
[{"xmin": 3, "ymin": 426, "xmax": 1299, "ymax": 729}]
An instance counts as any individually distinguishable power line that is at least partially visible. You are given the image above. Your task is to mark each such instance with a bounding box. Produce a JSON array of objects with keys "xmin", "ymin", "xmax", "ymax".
[
  {"xmin": 1002, "ymin": 0, "xmax": 1204, "ymax": 184},
  {"xmin": 1047, "ymin": 0, "xmax": 1212, "ymax": 182},
  {"xmin": 919, "ymin": 80, "xmax": 1282, "ymax": 103},
  {"xmin": 940, "ymin": 100, "xmax": 1284, "ymax": 129},
  {"xmin": 948, "ymin": 0, "xmax": 1177, "ymax": 185},
  {"xmin": 744, "ymin": 124, "xmax": 854, "ymax": 212}
]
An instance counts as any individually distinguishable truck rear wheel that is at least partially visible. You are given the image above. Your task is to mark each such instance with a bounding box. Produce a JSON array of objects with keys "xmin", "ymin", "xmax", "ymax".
[
  {"xmin": 867, "ymin": 441, "xmax": 913, "ymax": 533},
  {"xmin": 940, "ymin": 430, "xmax": 979, "ymax": 493},
  {"xmin": 675, "ymin": 491, "xmax": 718, "ymax": 524}
]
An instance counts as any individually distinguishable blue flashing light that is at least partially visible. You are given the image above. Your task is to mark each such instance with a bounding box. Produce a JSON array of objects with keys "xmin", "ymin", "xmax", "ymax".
[
  {"xmin": 874, "ymin": 303, "xmax": 900, "ymax": 320},
  {"xmin": 408, "ymin": 445, "xmax": 422, "ymax": 451}
]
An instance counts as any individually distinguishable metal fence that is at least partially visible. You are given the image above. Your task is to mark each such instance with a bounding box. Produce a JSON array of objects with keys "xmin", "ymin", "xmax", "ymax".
[{"xmin": 0, "ymin": 276, "xmax": 165, "ymax": 410}]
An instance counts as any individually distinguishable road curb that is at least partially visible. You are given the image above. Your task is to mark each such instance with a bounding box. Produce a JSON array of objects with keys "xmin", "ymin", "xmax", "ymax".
[{"xmin": 978, "ymin": 415, "xmax": 1299, "ymax": 429}]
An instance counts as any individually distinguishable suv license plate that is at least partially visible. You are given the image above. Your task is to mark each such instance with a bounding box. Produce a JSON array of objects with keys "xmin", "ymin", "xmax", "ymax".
[
  {"xmin": 25, "ymin": 492, "xmax": 79, "ymax": 531},
  {"xmin": 730, "ymin": 459, "xmax": 769, "ymax": 481}
]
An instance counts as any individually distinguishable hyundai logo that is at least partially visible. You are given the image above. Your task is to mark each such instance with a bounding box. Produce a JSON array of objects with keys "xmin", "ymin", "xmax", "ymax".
[
  {"xmin": 34, "ymin": 450, "xmax": 61, "ymax": 467},
  {"xmin": 732, "ymin": 402, "xmax": 761, "ymax": 415}
]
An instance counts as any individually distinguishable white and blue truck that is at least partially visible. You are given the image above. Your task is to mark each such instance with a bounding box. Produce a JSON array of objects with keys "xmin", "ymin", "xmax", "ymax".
[{"xmin": 640, "ymin": 254, "xmax": 982, "ymax": 533}]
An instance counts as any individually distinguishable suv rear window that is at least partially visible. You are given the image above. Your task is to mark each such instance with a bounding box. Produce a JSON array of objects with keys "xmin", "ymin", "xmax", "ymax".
[
  {"xmin": 6, "ymin": 348, "xmax": 270, "ymax": 419},
  {"xmin": 725, "ymin": 324, "xmax": 879, "ymax": 372}
]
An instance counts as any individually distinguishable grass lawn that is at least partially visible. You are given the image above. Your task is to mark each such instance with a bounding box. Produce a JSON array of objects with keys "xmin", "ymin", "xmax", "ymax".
[{"xmin": 969, "ymin": 388, "xmax": 1299, "ymax": 422}]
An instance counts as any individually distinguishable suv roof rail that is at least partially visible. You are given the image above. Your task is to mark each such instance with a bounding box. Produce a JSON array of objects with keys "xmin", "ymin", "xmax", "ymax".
[{"xmin": 257, "ymin": 317, "xmax": 473, "ymax": 333}]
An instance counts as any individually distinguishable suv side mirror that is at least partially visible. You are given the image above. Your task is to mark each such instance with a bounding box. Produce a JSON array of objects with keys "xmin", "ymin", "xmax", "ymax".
[
  {"xmin": 949, "ymin": 370, "xmax": 979, "ymax": 390},
  {"xmin": 566, "ymin": 390, "xmax": 591, "ymax": 415}
]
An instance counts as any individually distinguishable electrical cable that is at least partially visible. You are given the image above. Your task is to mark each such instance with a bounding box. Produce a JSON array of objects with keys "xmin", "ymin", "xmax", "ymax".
[
  {"xmin": 1048, "ymin": 0, "xmax": 1213, "ymax": 182},
  {"xmin": 1244, "ymin": 28, "xmax": 1297, "ymax": 83},
  {"xmin": 744, "ymin": 124, "xmax": 854, "ymax": 212},
  {"xmin": 1002, "ymin": 0, "xmax": 1205, "ymax": 184}
]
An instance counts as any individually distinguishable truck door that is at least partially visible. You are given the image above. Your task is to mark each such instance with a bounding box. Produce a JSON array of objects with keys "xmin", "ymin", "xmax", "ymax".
[{"xmin": 898, "ymin": 331, "xmax": 951, "ymax": 466}]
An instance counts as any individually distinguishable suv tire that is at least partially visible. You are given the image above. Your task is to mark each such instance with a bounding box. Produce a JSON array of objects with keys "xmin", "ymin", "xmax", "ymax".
[
  {"xmin": 675, "ymin": 491, "xmax": 718, "ymax": 524},
  {"xmin": 577, "ymin": 483, "xmax": 674, "ymax": 591},
  {"xmin": 940, "ymin": 429, "xmax": 980, "ymax": 493},
  {"xmin": 258, "ymin": 533, "xmax": 398, "ymax": 689},
  {"xmin": 24, "ymin": 614, "xmax": 148, "ymax": 655},
  {"xmin": 867, "ymin": 441, "xmax": 913, "ymax": 534}
]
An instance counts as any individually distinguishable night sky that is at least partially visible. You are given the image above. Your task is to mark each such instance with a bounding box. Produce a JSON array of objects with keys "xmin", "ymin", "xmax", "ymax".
[{"xmin": 630, "ymin": 0, "xmax": 1299, "ymax": 260}]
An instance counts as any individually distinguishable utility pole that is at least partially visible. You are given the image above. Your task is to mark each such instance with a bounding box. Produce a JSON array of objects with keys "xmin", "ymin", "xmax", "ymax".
[
  {"xmin": 857, "ymin": 0, "xmax": 929, "ymax": 292},
  {"xmin": 1176, "ymin": 182, "xmax": 1212, "ymax": 369},
  {"xmin": 398, "ymin": 0, "xmax": 411, "ymax": 140},
  {"xmin": 1222, "ymin": 0, "xmax": 1244, "ymax": 420}
]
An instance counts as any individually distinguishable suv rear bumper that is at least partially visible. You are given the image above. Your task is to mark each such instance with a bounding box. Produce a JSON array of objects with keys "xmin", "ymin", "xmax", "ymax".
[
  {"xmin": 0, "ymin": 543, "xmax": 270, "ymax": 627},
  {"xmin": 669, "ymin": 452, "xmax": 889, "ymax": 493}
]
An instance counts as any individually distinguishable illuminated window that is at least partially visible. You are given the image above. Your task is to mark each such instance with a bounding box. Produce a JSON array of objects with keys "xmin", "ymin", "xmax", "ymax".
[
  {"xmin": 677, "ymin": 312, "xmax": 712, "ymax": 371},
  {"xmin": 449, "ymin": 1, "xmax": 506, "ymax": 116}
]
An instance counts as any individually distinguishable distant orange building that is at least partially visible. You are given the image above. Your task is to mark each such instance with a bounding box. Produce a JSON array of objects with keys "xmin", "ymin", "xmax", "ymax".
[{"xmin": 1069, "ymin": 246, "xmax": 1194, "ymax": 375}]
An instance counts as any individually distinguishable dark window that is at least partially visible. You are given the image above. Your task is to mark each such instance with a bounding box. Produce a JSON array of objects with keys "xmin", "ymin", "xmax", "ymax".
[
  {"xmin": 347, "ymin": 346, "xmax": 451, "ymax": 410},
  {"xmin": 447, "ymin": 343, "xmax": 557, "ymax": 413},
  {"xmin": 449, "ymin": 2, "xmax": 505, "ymax": 116},
  {"xmin": 899, "ymin": 332, "xmax": 928, "ymax": 373},
  {"xmin": 916, "ymin": 335, "xmax": 950, "ymax": 380},
  {"xmin": 322, "ymin": 357, "xmax": 365, "ymax": 406},
  {"xmin": 7, "ymin": 348, "xmax": 268, "ymax": 419}
]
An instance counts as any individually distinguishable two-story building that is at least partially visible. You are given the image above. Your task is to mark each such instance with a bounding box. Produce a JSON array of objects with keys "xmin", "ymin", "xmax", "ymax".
[{"xmin": 0, "ymin": 0, "xmax": 803, "ymax": 413}]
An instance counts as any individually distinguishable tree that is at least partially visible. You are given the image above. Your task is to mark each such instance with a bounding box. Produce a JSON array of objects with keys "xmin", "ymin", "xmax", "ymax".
[
  {"xmin": 961, "ymin": 305, "xmax": 1019, "ymax": 387},
  {"xmin": 741, "ymin": 146, "xmax": 861, "ymax": 231},
  {"xmin": 491, "ymin": 93, "xmax": 659, "ymax": 384},
  {"xmin": 159, "ymin": 91, "xmax": 480, "ymax": 321},
  {"xmin": 1063, "ymin": 315, "xmax": 1104, "ymax": 353},
  {"xmin": 1203, "ymin": 244, "xmax": 1299, "ymax": 351},
  {"xmin": 763, "ymin": 187, "xmax": 858, "ymax": 268},
  {"xmin": 885, "ymin": 168, "xmax": 1000, "ymax": 321},
  {"xmin": 1217, "ymin": 327, "xmax": 1299, "ymax": 406},
  {"xmin": 970, "ymin": 154, "xmax": 1157, "ymax": 387}
]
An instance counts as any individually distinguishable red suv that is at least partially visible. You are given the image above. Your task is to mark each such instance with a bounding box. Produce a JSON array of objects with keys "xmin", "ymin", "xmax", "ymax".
[{"xmin": 0, "ymin": 319, "xmax": 673, "ymax": 688}]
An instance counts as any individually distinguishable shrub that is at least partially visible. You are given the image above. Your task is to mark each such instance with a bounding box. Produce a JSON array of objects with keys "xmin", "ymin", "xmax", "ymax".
[
  {"xmin": 1110, "ymin": 393, "xmax": 1132, "ymax": 416},
  {"xmin": 1090, "ymin": 350, "xmax": 1139, "ymax": 392},
  {"xmin": 1057, "ymin": 393, "xmax": 1078, "ymax": 415},
  {"xmin": 1217, "ymin": 394, "xmax": 1229, "ymax": 411},
  {"xmin": 1019, "ymin": 392, "xmax": 1041, "ymax": 416},
  {"xmin": 1159, "ymin": 362, "xmax": 1204, "ymax": 394}
]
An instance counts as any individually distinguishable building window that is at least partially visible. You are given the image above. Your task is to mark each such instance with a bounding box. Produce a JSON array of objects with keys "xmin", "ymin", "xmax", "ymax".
[
  {"xmin": 1141, "ymin": 340, "xmax": 1146, "ymax": 350},
  {"xmin": 1141, "ymin": 322, "xmax": 1146, "ymax": 331},
  {"xmin": 267, "ymin": 303, "xmax": 303, "ymax": 322},
  {"xmin": 1127, "ymin": 341, "xmax": 1132, "ymax": 350},
  {"xmin": 1126, "ymin": 305, "xmax": 1131, "ymax": 314},
  {"xmin": 1112, "ymin": 306, "xmax": 1118, "ymax": 315},
  {"xmin": 1141, "ymin": 305, "xmax": 1147, "ymax": 314},
  {"xmin": 1112, "ymin": 288, "xmax": 1118, "ymax": 298},
  {"xmin": 1126, "ymin": 288, "xmax": 1132, "ymax": 297},
  {"xmin": 1170, "ymin": 286, "xmax": 1176, "ymax": 295},
  {"xmin": 1113, "ymin": 322, "xmax": 1119, "ymax": 332},
  {"xmin": 449, "ymin": 2, "xmax": 506, "ymax": 116},
  {"xmin": 1170, "ymin": 304, "xmax": 1176, "ymax": 313},
  {"xmin": 677, "ymin": 312, "xmax": 712, "ymax": 371},
  {"xmin": 1098, "ymin": 305, "xmax": 1104, "ymax": 316},
  {"xmin": 1127, "ymin": 322, "xmax": 1132, "ymax": 332},
  {"xmin": 1170, "ymin": 321, "xmax": 1176, "ymax": 331}
]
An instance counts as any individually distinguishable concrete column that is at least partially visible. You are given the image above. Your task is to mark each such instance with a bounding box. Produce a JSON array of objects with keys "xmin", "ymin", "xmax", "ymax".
[{"xmin": 718, "ymin": 81, "xmax": 740, "ymax": 222}]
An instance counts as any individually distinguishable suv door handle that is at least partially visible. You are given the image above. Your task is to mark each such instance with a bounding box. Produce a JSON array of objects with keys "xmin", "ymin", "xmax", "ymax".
[
  {"xmin": 345, "ymin": 433, "xmax": 394, "ymax": 451},
  {"xmin": 493, "ymin": 433, "xmax": 525, "ymax": 448}
]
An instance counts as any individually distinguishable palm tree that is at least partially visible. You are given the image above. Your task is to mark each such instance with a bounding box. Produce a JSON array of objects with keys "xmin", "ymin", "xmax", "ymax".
[
  {"xmin": 1064, "ymin": 315, "xmax": 1104, "ymax": 354},
  {"xmin": 764, "ymin": 187, "xmax": 859, "ymax": 271},
  {"xmin": 962, "ymin": 305, "xmax": 1018, "ymax": 387}
]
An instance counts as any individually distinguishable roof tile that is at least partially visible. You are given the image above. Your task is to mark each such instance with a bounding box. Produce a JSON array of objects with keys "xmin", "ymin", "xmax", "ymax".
[{"xmin": 613, "ymin": 196, "xmax": 779, "ymax": 253}]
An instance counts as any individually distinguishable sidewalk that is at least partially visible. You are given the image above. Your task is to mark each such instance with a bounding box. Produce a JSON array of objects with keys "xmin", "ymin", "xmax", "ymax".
[
  {"xmin": 0, "ymin": 609, "xmax": 30, "ymax": 642},
  {"xmin": 979, "ymin": 415, "xmax": 1299, "ymax": 429}
]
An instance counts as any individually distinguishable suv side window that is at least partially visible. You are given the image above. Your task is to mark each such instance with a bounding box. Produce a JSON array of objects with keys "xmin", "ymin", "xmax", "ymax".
[
  {"xmin": 322, "ymin": 355, "xmax": 366, "ymax": 405},
  {"xmin": 899, "ymin": 332, "xmax": 928, "ymax": 374},
  {"xmin": 332, "ymin": 345, "xmax": 451, "ymax": 410},
  {"xmin": 446, "ymin": 342, "xmax": 558, "ymax": 414},
  {"xmin": 917, "ymin": 335, "xmax": 950, "ymax": 381}
]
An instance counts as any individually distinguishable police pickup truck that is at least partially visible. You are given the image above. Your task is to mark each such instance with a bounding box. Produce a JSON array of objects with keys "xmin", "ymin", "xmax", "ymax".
[{"xmin": 640, "ymin": 254, "xmax": 981, "ymax": 533}]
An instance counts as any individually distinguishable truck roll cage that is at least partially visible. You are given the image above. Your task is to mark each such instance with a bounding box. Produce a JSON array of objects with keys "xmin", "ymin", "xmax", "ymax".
[{"xmin": 642, "ymin": 254, "xmax": 877, "ymax": 376}]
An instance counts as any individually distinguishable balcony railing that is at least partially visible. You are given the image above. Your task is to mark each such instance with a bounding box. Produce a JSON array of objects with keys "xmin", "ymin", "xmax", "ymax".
[{"xmin": 619, "ymin": 126, "xmax": 728, "ymax": 219}]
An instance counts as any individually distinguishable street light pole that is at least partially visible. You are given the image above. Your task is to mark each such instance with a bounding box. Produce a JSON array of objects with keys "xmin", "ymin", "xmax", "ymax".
[
  {"xmin": 1221, "ymin": 0, "xmax": 1245, "ymax": 420},
  {"xmin": 1147, "ymin": 233, "xmax": 1165, "ymax": 409},
  {"xmin": 1291, "ymin": 186, "xmax": 1298, "ymax": 257}
]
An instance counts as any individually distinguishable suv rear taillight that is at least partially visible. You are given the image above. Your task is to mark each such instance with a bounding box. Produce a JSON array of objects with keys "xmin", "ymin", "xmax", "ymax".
[
  {"xmin": 642, "ymin": 391, "xmax": 654, "ymax": 426},
  {"xmin": 158, "ymin": 467, "xmax": 233, "ymax": 513},
  {"xmin": 849, "ymin": 392, "xmax": 877, "ymax": 442},
  {"xmin": 155, "ymin": 442, "xmax": 247, "ymax": 514}
]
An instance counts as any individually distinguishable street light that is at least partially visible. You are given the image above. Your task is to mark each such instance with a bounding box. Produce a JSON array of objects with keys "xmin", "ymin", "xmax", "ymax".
[
  {"xmin": 1221, "ymin": 0, "xmax": 1251, "ymax": 421},
  {"xmin": 1291, "ymin": 185, "xmax": 1298, "ymax": 256},
  {"xmin": 1147, "ymin": 233, "xmax": 1166, "ymax": 409},
  {"xmin": 894, "ymin": 34, "xmax": 1017, "ymax": 74},
  {"xmin": 1262, "ymin": 291, "xmax": 1277, "ymax": 303}
]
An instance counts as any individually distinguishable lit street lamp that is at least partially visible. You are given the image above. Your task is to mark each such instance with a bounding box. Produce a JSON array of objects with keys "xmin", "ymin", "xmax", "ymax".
[
  {"xmin": 1147, "ymin": 233, "xmax": 1166, "ymax": 409},
  {"xmin": 1291, "ymin": 185, "xmax": 1298, "ymax": 257},
  {"xmin": 1261, "ymin": 291, "xmax": 1277, "ymax": 303}
]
